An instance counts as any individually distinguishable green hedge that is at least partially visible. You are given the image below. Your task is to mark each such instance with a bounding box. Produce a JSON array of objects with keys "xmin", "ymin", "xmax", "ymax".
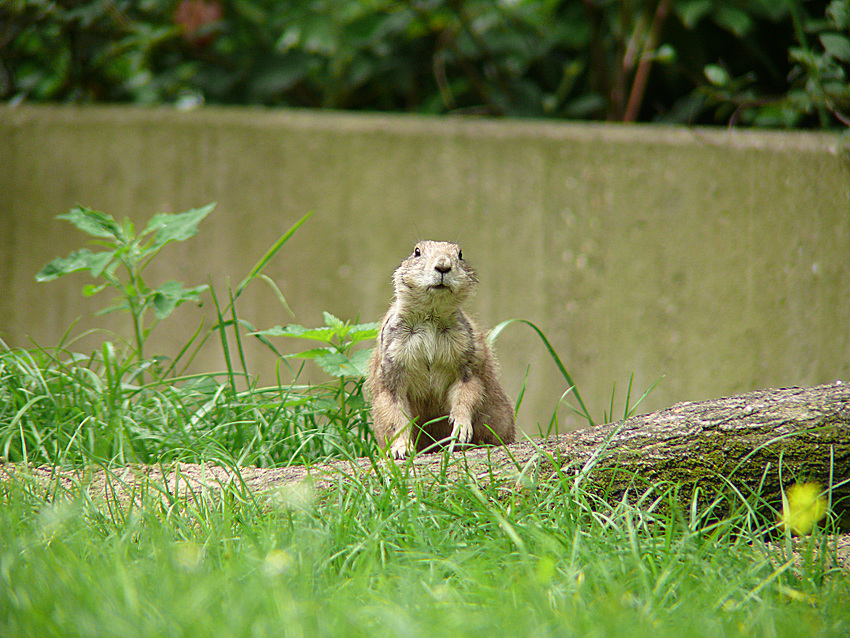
[{"xmin": 2, "ymin": 0, "xmax": 849, "ymax": 128}]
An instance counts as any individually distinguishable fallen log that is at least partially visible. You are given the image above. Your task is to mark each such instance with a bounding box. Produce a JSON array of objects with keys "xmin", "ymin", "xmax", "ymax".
[
  {"xmin": 4, "ymin": 382, "xmax": 849, "ymax": 516},
  {"xmin": 4, "ymin": 381, "xmax": 848, "ymax": 572}
]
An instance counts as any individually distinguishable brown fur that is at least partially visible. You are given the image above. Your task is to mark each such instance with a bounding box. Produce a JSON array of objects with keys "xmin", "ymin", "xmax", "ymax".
[{"xmin": 366, "ymin": 241, "xmax": 516, "ymax": 458}]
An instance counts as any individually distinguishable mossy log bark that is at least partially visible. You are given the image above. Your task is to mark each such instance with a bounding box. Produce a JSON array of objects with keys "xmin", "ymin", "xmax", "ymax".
[
  {"xmin": 542, "ymin": 381, "xmax": 850, "ymax": 505},
  {"xmin": 5, "ymin": 382, "xmax": 849, "ymax": 516}
]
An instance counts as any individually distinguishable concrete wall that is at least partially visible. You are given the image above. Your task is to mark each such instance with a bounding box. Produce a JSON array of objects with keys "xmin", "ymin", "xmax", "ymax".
[{"xmin": 2, "ymin": 105, "xmax": 848, "ymax": 433}]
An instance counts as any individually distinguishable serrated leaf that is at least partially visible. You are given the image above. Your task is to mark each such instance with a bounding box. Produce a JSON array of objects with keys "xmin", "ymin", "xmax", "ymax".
[
  {"xmin": 253, "ymin": 324, "xmax": 336, "ymax": 341},
  {"xmin": 314, "ymin": 351, "xmax": 356, "ymax": 377},
  {"xmin": 344, "ymin": 323, "xmax": 380, "ymax": 345},
  {"xmin": 151, "ymin": 281, "xmax": 208, "ymax": 319},
  {"xmin": 57, "ymin": 207, "xmax": 123, "ymax": 240},
  {"xmin": 254, "ymin": 320, "xmax": 379, "ymax": 345},
  {"xmin": 145, "ymin": 203, "xmax": 215, "ymax": 249},
  {"xmin": 348, "ymin": 348, "xmax": 373, "ymax": 376},
  {"xmin": 820, "ymin": 33, "xmax": 850, "ymax": 63},
  {"xmin": 36, "ymin": 249, "xmax": 112, "ymax": 282},
  {"xmin": 322, "ymin": 311, "xmax": 345, "ymax": 330}
]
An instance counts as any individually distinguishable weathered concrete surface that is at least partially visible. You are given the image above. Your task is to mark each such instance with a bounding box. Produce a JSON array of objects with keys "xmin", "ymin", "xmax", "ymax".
[{"xmin": 1, "ymin": 105, "xmax": 848, "ymax": 433}]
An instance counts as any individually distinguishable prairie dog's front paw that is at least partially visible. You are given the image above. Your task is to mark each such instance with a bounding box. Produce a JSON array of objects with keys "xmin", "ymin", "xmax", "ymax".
[
  {"xmin": 390, "ymin": 435, "xmax": 411, "ymax": 459},
  {"xmin": 449, "ymin": 416, "xmax": 473, "ymax": 444}
]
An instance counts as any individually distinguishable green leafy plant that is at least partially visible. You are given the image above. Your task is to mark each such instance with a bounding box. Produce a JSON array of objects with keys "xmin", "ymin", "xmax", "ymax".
[
  {"xmin": 691, "ymin": 0, "xmax": 850, "ymax": 128},
  {"xmin": 253, "ymin": 312, "xmax": 379, "ymax": 455},
  {"xmin": 255, "ymin": 312, "xmax": 378, "ymax": 378},
  {"xmin": 36, "ymin": 204, "xmax": 214, "ymax": 366},
  {"xmin": 7, "ymin": 204, "xmax": 383, "ymax": 467}
]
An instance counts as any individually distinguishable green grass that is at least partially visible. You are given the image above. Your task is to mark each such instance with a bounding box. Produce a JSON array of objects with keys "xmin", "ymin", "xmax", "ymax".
[
  {"xmin": 0, "ymin": 339, "xmax": 373, "ymax": 468},
  {"xmin": 2, "ymin": 453, "xmax": 848, "ymax": 637}
]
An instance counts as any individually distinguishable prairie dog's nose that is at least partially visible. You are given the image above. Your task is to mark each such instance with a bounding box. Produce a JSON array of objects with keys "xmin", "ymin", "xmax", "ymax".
[{"xmin": 434, "ymin": 256, "xmax": 452, "ymax": 274}]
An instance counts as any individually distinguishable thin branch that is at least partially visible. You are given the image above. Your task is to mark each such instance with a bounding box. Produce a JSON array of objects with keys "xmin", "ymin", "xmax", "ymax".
[{"xmin": 624, "ymin": 0, "xmax": 672, "ymax": 122}]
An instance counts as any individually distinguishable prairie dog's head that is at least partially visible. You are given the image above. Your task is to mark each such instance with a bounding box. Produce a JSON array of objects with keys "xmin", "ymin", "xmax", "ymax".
[{"xmin": 392, "ymin": 241, "xmax": 477, "ymax": 312}]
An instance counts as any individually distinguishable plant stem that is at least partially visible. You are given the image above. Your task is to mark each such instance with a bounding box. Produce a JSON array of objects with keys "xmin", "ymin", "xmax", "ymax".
[{"xmin": 624, "ymin": 0, "xmax": 672, "ymax": 122}]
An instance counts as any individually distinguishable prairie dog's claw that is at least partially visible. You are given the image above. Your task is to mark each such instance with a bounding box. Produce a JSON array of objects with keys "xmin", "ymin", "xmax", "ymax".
[
  {"xmin": 390, "ymin": 438, "xmax": 410, "ymax": 459},
  {"xmin": 450, "ymin": 417, "xmax": 473, "ymax": 444}
]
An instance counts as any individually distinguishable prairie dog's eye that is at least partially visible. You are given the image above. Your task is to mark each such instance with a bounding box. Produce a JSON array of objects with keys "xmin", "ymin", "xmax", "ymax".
[
  {"xmin": 414, "ymin": 246, "xmax": 421, "ymax": 257},
  {"xmin": 458, "ymin": 249, "xmax": 463, "ymax": 260}
]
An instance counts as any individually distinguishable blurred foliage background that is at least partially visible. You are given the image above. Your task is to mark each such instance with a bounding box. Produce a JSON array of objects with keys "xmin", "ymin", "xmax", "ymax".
[{"xmin": 2, "ymin": 0, "xmax": 849, "ymax": 128}]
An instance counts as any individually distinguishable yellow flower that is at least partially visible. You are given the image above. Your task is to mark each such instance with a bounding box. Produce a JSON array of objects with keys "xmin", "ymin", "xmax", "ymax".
[{"xmin": 780, "ymin": 482, "xmax": 828, "ymax": 535}]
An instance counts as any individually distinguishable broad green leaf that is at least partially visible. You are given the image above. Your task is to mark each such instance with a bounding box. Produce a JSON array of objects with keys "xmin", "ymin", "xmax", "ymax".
[
  {"xmin": 151, "ymin": 281, "xmax": 208, "ymax": 320},
  {"xmin": 57, "ymin": 207, "xmax": 122, "ymax": 240},
  {"xmin": 313, "ymin": 351, "xmax": 360, "ymax": 377},
  {"xmin": 348, "ymin": 348, "xmax": 373, "ymax": 376},
  {"xmin": 122, "ymin": 218, "xmax": 136, "ymax": 243},
  {"xmin": 828, "ymin": 0, "xmax": 850, "ymax": 30},
  {"xmin": 344, "ymin": 322, "xmax": 380, "ymax": 345},
  {"xmin": 675, "ymin": 0, "xmax": 713, "ymax": 29},
  {"xmin": 254, "ymin": 321, "xmax": 379, "ymax": 344},
  {"xmin": 301, "ymin": 349, "xmax": 372, "ymax": 377},
  {"xmin": 87, "ymin": 251, "xmax": 114, "ymax": 277},
  {"xmin": 713, "ymin": 6, "xmax": 753, "ymax": 38},
  {"xmin": 704, "ymin": 64, "xmax": 730, "ymax": 87},
  {"xmin": 145, "ymin": 203, "xmax": 215, "ymax": 249},
  {"xmin": 820, "ymin": 33, "xmax": 850, "ymax": 63},
  {"xmin": 36, "ymin": 249, "xmax": 112, "ymax": 281}
]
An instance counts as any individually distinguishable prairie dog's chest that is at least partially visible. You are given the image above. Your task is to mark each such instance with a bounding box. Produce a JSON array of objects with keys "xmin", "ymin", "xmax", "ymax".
[
  {"xmin": 391, "ymin": 321, "xmax": 463, "ymax": 369},
  {"xmin": 384, "ymin": 316, "xmax": 472, "ymax": 397}
]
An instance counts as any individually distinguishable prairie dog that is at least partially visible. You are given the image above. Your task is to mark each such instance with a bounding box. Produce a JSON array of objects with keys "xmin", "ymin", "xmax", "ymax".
[{"xmin": 366, "ymin": 240, "xmax": 515, "ymax": 458}]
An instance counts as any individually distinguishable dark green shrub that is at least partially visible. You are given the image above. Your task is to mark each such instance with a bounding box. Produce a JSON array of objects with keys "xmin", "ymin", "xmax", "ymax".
[{"xmin": 2, "ymin": 1, "xmax": 847, "ymax": 128}]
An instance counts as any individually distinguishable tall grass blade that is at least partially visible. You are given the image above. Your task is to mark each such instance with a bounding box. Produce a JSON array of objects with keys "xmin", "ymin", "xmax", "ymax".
[
  {"xmin": 489, "ymin": 318, "xmax": 594, "ymax": 426},
  {"xmin": 235, "ymin": 211, "xmax": 313, "ymax": 299}
]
